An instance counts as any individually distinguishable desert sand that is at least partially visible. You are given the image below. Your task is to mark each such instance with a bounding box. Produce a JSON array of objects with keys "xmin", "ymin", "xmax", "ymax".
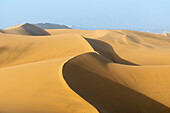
[
  {"xmin": 1, "ymin": 23, "xmax": 50, "ymax": 36},
  {"xmin": 163, "ymin": 33, "xmax": 170, "ymax": 37},
  {"xmin": 0, "ymin": 23, "xmax": 170, "ymax": 113}
]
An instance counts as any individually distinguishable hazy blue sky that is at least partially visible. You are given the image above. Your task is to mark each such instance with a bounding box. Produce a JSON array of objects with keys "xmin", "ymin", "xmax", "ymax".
[{"xmin": 0, "ymin": 0, "xmax": 170, "ymax": 29}]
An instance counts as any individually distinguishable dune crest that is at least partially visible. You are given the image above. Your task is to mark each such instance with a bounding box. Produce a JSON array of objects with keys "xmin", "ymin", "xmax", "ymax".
[
  {"xmin": 0, "ymin": 58, "xmax": 98, "ymax": 113},
  {"xmin": 63, "ymin": 52, "xmax": 170, "ymax": 113},
  {"xmin": 2, "ymin": 23, "xmax": 50, "ymax": 36},
  {"xmin": 0, "ymin": 33, "xmax": 95, "ymax": 68}
]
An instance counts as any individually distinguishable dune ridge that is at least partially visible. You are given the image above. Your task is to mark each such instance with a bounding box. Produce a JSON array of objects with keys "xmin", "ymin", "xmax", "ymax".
[
  {"xmin": 0, "ymin": 26, "xmax": 170, "ymax": 113},
  {"xmin": 2, "ymin": 23, "xmax": 50, "ymax": 36},
  {"xmin": 0, "ymin": 33, "xmax": 94, "ymax": 68},
  {"xmin": 63, "ymin": 52, "xmax": 170, "ymax": 113}
]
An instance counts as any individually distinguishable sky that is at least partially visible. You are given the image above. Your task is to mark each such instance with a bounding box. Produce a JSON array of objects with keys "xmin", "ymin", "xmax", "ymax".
[{"xmin": 0, "ymin": 0, "xmax": 170, "ymax": 29}]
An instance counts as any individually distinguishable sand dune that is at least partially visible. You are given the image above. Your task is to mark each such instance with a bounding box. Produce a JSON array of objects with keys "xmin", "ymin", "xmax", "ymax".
[
  {"xmin": 0, "ymin": 25, "xmax": 170, "ymax": 113},
  {"xmin": 0, "ymin": 58, "xmax": 98, "ymax": 113},
  {"xmin": 63, "ymin": 53, "xmax": 170, "ymax": 113},
  {"xmin": 163, "ymin": 33, "xmax": 170, "ymax": 37},
  {"xmin": 2, "ymin": 23, "xmax": 50, "ymax": 36},
  {"xmin": 0, "ymin": 33, "xmax": 94, "ymax": 68},
  {"xmin": 47, "ymin": 29, "xmax": 170, "ymax": 65}
]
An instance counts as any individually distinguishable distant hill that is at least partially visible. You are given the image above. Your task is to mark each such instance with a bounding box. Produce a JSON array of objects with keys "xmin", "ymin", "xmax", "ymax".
[{"xmin": 34, "ymin": 23, "xmax": 72, "ymax": 29}]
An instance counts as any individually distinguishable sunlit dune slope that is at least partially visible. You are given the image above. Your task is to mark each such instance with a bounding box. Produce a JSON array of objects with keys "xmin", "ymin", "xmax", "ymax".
[
  {"xmin": 0, "ymin": 27, "xmax": 170, "ymax": 113},
  {"xmin": 2, "ymin": 23, "xmax": 50, "ymax": 36},
  {"xmin": 0, "ymin": 58, "xmax": 98, "ymax": 113},
  {"xmin": 0, "ymin": 33, "xmax": 94, "ymax": 68},
  {"xmin": 47, "ymin": 29, "xmax": 170, "ymax": 65}
]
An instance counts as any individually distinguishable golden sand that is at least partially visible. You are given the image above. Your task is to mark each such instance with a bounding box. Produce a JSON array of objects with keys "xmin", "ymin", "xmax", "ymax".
[{"xmin": 0, "ymin": 24, "xmax": 170, "ymax": 113}]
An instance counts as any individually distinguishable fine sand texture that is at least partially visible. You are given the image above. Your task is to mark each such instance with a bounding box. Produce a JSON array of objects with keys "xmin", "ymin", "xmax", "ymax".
[{"xmin": 0, "ymin": 24, "xmax": 170, "ymax": 113}]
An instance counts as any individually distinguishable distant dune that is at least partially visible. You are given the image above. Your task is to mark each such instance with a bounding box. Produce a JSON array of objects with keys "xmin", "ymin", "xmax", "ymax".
[
  {"xmin": 34, "ymin": 23, "xmax": 71, "ymax": 29},
  {"xmin": 163, "ymin": 33, "xmax": 170, "ymax": 37},
  {"xmin": 2, "ymin": 23, "xmax": 50, "ymax": 36},
  {"xmin": 0, "ymin": 24, "xmax": 170, "ymax": 113}
]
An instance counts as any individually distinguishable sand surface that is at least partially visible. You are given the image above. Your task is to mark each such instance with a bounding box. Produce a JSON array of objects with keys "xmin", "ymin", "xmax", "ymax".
[
  {"xmin": 0, "ymin": 24, "xmax": 170, "ymax": 113},
  {"xmin": 163, "ymin": 33, "xmax": 170, "ymax": 37}
]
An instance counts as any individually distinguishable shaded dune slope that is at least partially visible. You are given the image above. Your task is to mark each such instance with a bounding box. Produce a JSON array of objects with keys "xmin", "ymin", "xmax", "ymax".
[
  {"xmin": 95, "ymin": 30, "xmax": 170, "ymax": 65},
  {"xmin": 63, "ymin": 52, "xmax": 170, "ymax": 113},
  {"xmin": 84, "ymin": 37, "xmax": 138, "ymax": 65},
  {"xmin": 2, "ymin": 23, "xmax": 50, "ymax": 36}
]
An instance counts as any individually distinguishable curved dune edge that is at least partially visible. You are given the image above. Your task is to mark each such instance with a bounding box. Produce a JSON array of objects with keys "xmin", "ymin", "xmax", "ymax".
[
  {"xmin": 0, "ymin": 31, "xmax": 99, "ymax": 112},
  {"xmin": 0, "ymin": 57, "xmax": 98, "ymax": 113},
  {"xmin": 47, "ymin": 29, "xmax": 170, "ymax": 65},
  {"xmin": 0, "ymin": 33, "xmax": 95, "ymax": 68},
  {"xmin": 62, "ymin": 52, "xmax": 170, "ymax": 113}
]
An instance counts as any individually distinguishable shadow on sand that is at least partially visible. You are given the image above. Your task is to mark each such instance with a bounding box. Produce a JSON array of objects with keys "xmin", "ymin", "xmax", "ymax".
[
  {"xmin": 83, "ymin": 37, "xmax": 138, "ymax": 65},
  {"xmin": 63, "ymin": 53, "xmax": 170, "ymax": 113}
]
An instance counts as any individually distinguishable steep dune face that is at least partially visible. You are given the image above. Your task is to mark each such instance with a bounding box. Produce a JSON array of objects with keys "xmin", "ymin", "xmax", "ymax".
[
  {"xmin": 84, "ymin": 38, "xmax": 138, "ymax": 65},
  {"xmin": 3, "ymin": 23, "xmax": 50, "ymax": 36},
  {"xmin": 0, "ymin": 28, "xmax": 170, "ymax": 113},
  {"xmin": 92, "ymin": 30, "xmax": 170, "ymax": 65},
  {"xmin": 63, "ymin": 52, "xmax": 170, "ymax": 113}
]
